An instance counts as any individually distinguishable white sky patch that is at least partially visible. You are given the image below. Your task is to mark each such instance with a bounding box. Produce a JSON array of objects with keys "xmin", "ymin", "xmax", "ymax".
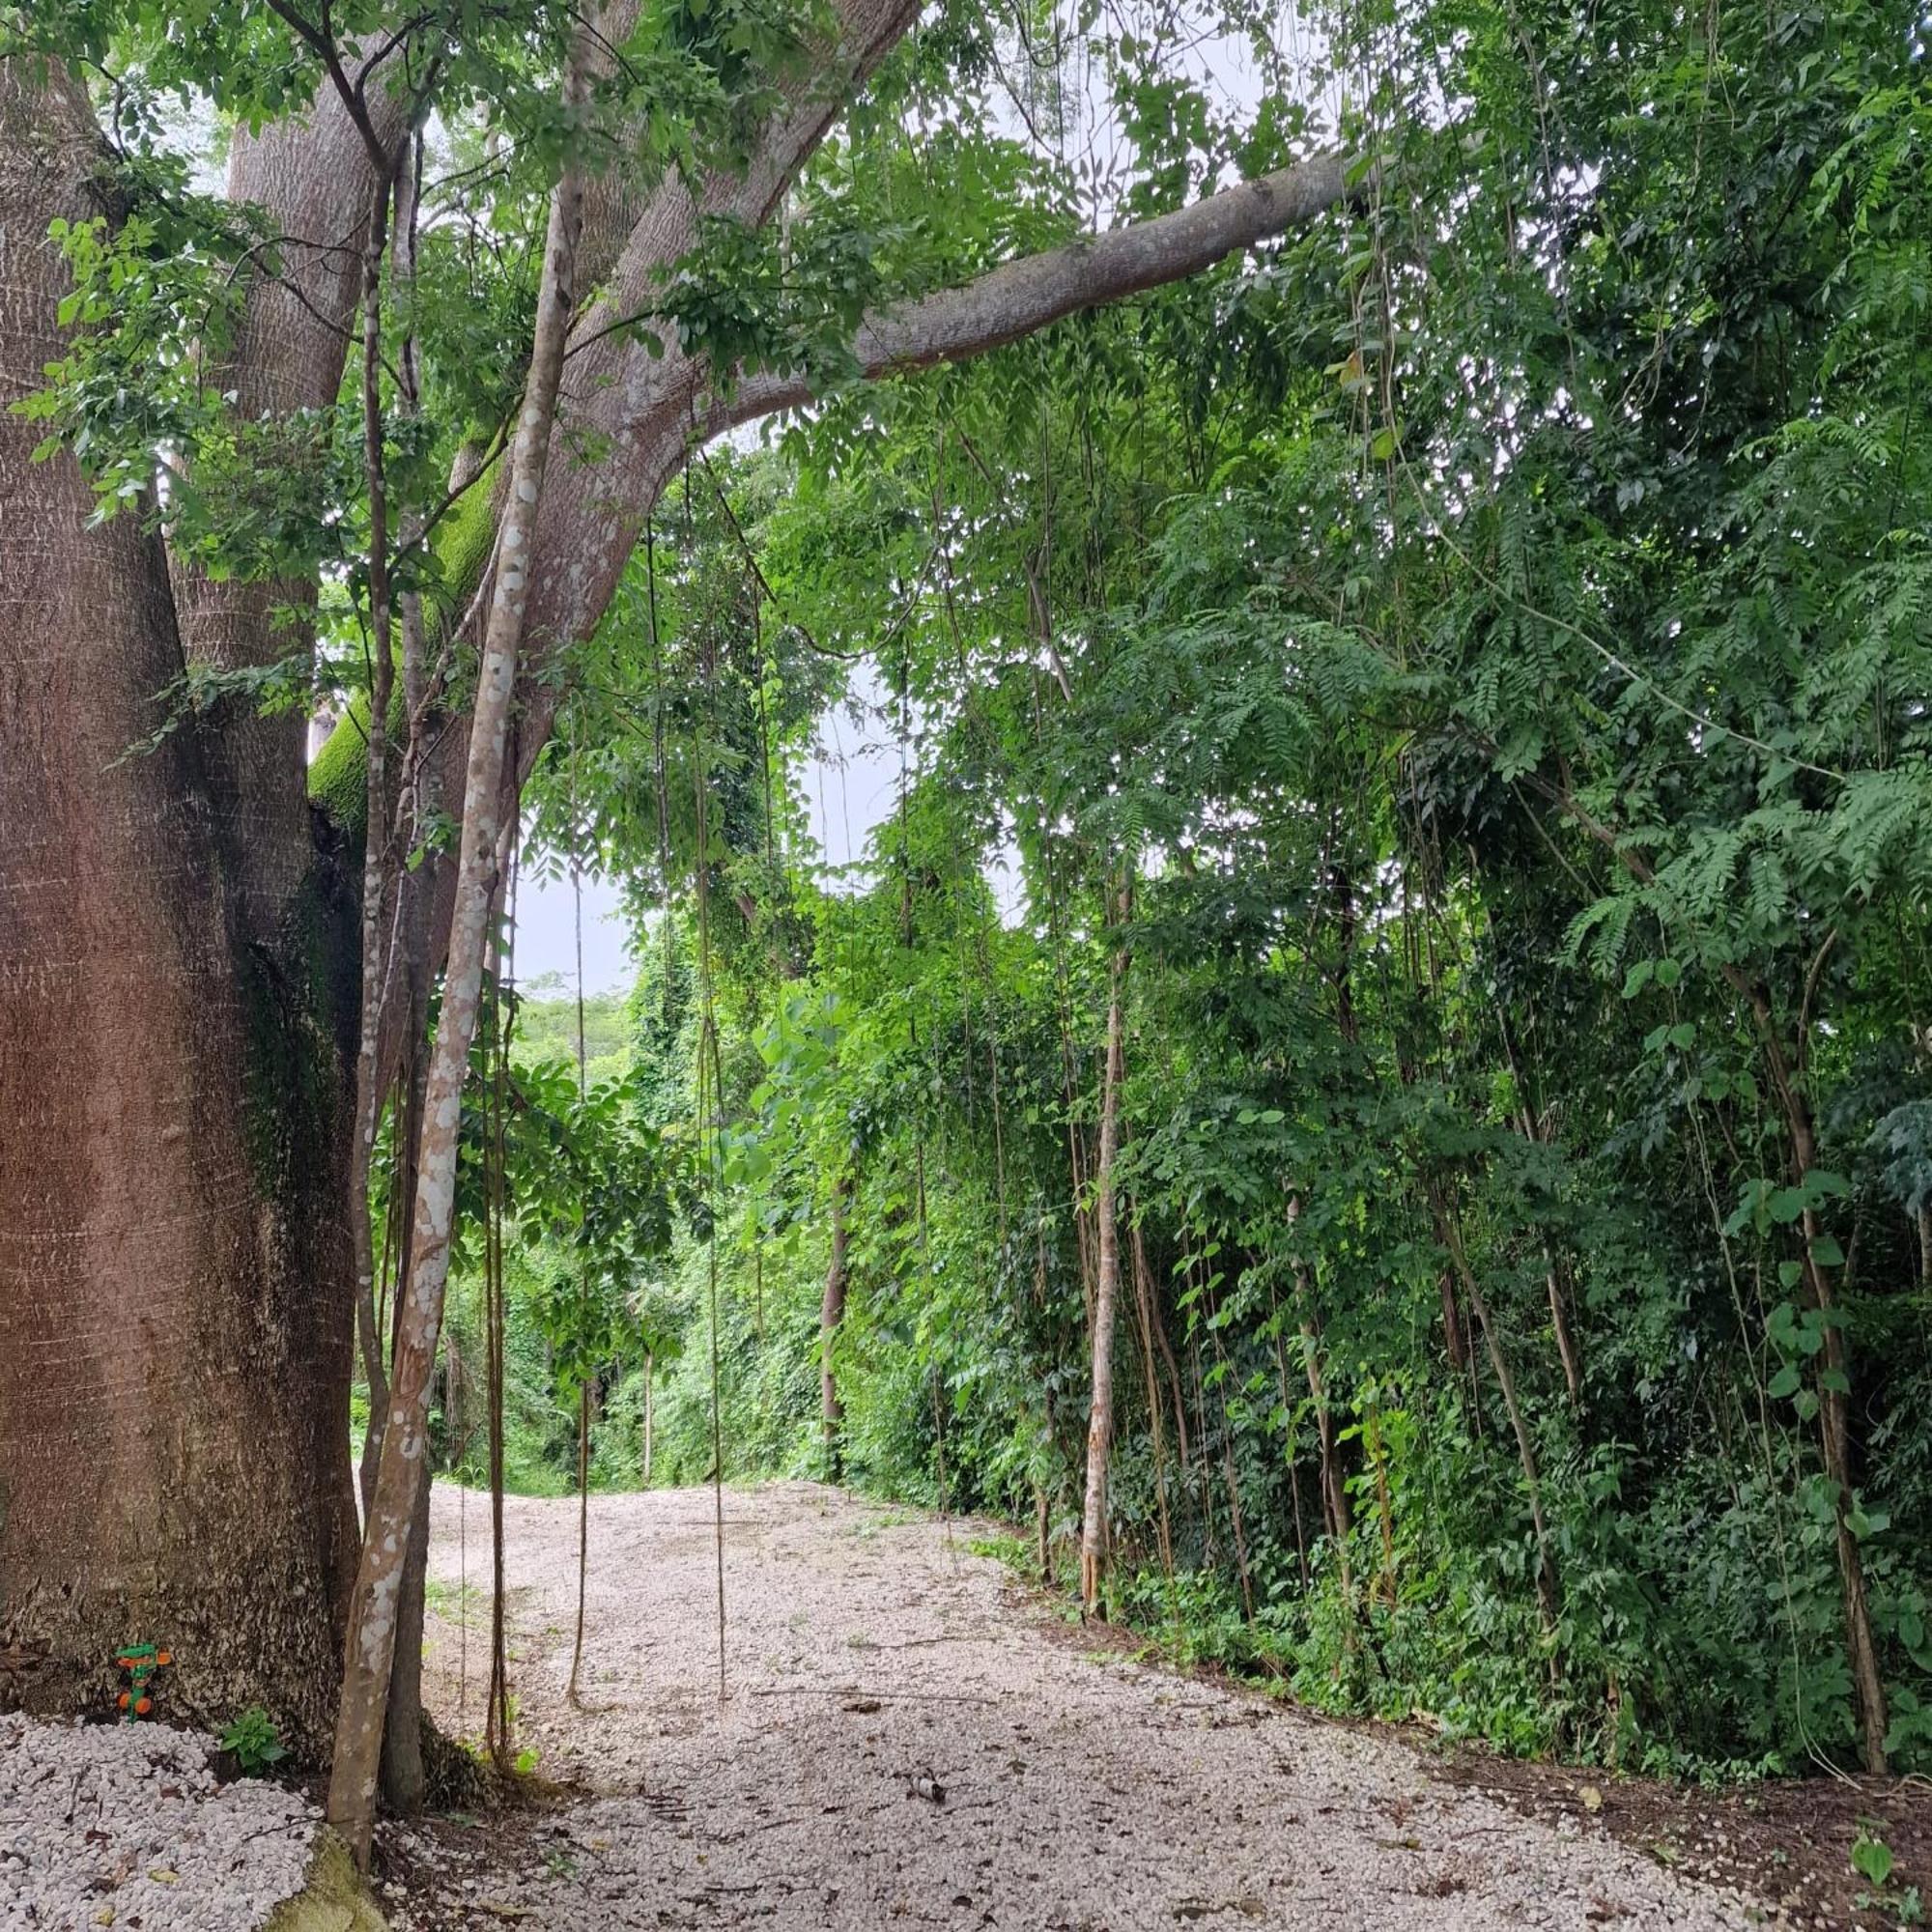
[{"xmin": 514, "ymin": 864, "xmax": 635, "ymax": 994}]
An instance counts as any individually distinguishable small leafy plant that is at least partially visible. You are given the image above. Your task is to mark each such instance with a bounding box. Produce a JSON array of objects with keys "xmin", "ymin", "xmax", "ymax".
[
  {"xmin": 1854, "ymin": 1826, "xmax": 1895, "ymax": 1889},
  {"xmin": 220, "ymin": 1705, "xmax": 288, "ymax": 1776}
]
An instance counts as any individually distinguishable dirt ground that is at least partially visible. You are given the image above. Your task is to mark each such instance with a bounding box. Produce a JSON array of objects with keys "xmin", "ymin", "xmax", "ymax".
[{"xmin": 368, "ymin": 1482, "xmax": 1897, "ymax": 1929}]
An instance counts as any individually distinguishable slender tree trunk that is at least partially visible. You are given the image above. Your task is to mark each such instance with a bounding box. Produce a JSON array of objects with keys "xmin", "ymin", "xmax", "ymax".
[
  {"xmin": 376, "ymin": 1005, "xmax": 432, "ymax": 1811},
  {"xmin": 1748, "ymin": 1007, "xmax": 1889, "ymax": 1775},
  {"xmin": 1286, "ymin": 1200, "xmax": 1352, "ymax": 1614},
  {"xmin": 1438, "ymin": 1267, "xmax": 1469, "ymax": 1373},
  {"xmin": 327, "ymin": 34, "xmax": 593, "ymax": 1860},
  {"xmin": 568, "ymin": 1378, "xmax": 592, "ymax": 1706},
  {"xmin": 1365, "ymin": 1397, "xmax": 1398, "ymax": 1607},
  {"xmin": 1212, "ymin": 1348, "xmax": 1256, "ymax": 1623},
  {"xmin": 821, "ymin": 1168, "xmax": 851, "ymax": 1480},
  {"xmin": 1298, "ymin": 1288, "xmax": 1353, "ymax": 1596},
  {"xmin": 1079, "ymin": 890, "xmax": 1129, "ymax": 1615},
  {"xmin": 1129, "ymin": 1223, "xmax": 1175, "ymax": 1583},
  {"xmin": 376, "ymin": 1443, "xmax": 434, "ymax": 1813},
  {"xmin": 641, "ymin": 1353, "xmax": 655, "ymax": 1487},
  {"xmin": 1431, "ymin": 1185, "xmax": 1559, "ymax": 1641},
  {"xmin": 0, "ymin": 55, "xmax": 360, "ymax": 1747},
  {"xmin": 1190, "ymin": 1324, "xmax": 1218, "ymax": 1564},
  {"xmin": 1266, "ymin": 1285, "xmax": 1314, "ymax": 1593},
  {"xmin": 1151, "ymin": 1280, "xmax": 1192, "ymax": 1471},
  {"xmin": 1542, "ymin": 1247, "xmax": 1584, "ymax": 1411},
  {"xmin": 349, "ymin": 157, "xmax": 401, "ymax": 1517},
  {"xmin": 1287, "ymin": 1435, "xmax": 1312, "ymax": 1594},
  {"xmin": 1494, "ymin": 1004, "xmax": 1584, "ymax": 1410}
]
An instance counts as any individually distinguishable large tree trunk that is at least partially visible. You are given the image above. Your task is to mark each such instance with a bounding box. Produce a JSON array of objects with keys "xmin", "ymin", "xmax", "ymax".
[
  {"xmin": 172, "ymin": 56, "xmax": 410, "ymax": 947},
  {"xmin": 0, "ymin": 55, "xmax": 358, "ymax": 1751}
]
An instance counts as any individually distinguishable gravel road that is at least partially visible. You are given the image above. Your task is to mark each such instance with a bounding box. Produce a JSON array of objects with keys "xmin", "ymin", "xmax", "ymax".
[
  {"xmin": 379, "ymin": 1480, "xmax": 1766, "ymax": 1931},
  {"xmin": 0, "ymin": 1712, "xmax": 316, "ymax": 1929}
]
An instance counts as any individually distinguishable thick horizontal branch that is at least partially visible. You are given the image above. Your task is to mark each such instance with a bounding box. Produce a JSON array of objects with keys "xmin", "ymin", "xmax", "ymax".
[{"xmin": 706, "ymin": 153, "xmax": 1357, "ymax": 432}]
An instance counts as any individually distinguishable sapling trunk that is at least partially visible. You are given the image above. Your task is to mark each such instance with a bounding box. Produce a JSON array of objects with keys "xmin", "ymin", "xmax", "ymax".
[
  {"xmin": 1079, "ymin": 885, "xmax": 1130, "ymax": 1616},
  {"xmin": 1129, "ymin": 1222, "xmax": 1175, "ymax": 1584},
  {"xmin": 1288, "ymin": 1200, "xmax": 1352, "ymax": 1615},
  {"xmin": 326, "ymin": 33, "xmax": 592, "ymax": 1860},
  {"xmin": 350, "ymin": 158, "xmax": 402, "ymax": 1520},
  {"xmin": 641, "ymin": 1353, "xmax": 655, "ymax": 1487},
  {"xmin": 821, "ymin": 1168, "xmax": 850, "ymax": 1480},
  {"xmin": 1750, "ymin": 1005, "xmax": 1889, "ymax": 1775},
  {"xmin": 1431, "ymin": 1184, "xmax": 1559, "ymax": 1641}
]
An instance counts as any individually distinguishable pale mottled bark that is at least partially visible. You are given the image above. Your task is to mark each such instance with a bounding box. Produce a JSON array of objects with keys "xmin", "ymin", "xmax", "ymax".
[
  {"xmin": 710, "ymin": 156, "xmax": 1355, "ymax": 432},
  {"xmin": 326, "ymin": 26, "xmax": 596, "ymax": 1863}
]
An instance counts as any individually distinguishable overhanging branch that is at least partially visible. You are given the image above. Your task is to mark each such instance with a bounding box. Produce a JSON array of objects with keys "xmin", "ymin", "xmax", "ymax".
[{"xmin": 698, "ymin": 154, "xmax": 1358, "ymax": 436}]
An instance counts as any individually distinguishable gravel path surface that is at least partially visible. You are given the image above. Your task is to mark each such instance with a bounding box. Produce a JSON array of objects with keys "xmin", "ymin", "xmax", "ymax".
[
  {"xmin": 382, "ymin": 1480, "xmax": 1767, "ymax": 1930},
  {"xmin": 0, "ymin": 1713, "xmax": 316, "ymax": 1929}
]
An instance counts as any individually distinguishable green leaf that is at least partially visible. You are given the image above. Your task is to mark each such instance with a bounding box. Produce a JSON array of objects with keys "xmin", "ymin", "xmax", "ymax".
[{"xmin": 1851, "ymin": 1833, "xmax": 1893, "ymax": 1888}]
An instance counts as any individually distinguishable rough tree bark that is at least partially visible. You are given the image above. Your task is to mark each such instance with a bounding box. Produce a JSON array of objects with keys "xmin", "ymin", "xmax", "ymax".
[{"xmin": 0, "ymin": 54, "xmax": 358, "ymax": 1749}]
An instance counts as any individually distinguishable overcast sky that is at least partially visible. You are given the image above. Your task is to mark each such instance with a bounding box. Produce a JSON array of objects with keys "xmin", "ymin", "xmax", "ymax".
[{"xmin": 517, "ymin": 677, "xmax": 903, "ymax": 994}]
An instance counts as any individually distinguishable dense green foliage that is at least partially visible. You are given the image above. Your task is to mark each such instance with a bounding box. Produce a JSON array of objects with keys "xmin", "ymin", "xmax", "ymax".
[
  {"xmin": 440, "ymin": 0, "xmax": 1932, "ymax": 1785},
  {"xmin": 59, "ymin": 0, "xmax": 1922, "ymax": 1786}
]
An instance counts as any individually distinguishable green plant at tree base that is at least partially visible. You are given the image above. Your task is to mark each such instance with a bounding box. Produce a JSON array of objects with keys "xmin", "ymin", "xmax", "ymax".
[{"xmin": 221, "ymin": 1706, "xmax": 289, "ymax": 1777}]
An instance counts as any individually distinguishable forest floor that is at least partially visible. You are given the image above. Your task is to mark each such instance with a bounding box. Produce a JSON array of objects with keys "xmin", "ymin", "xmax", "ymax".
[{"xmin": 368, "ymin": 1482, "xmax": 1896, "ymax": 1930}]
